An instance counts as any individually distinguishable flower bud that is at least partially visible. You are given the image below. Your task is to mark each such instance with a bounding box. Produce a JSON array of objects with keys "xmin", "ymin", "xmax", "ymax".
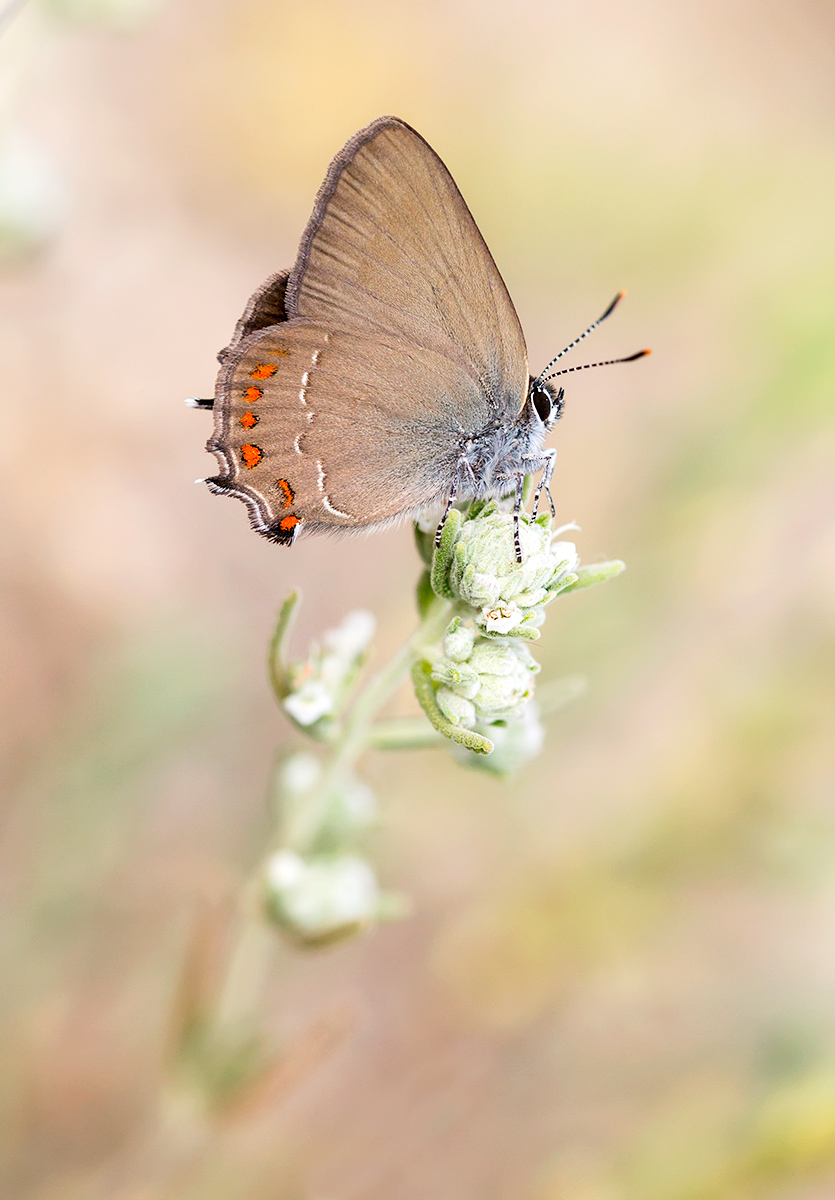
[
  {"xmin": 278, "ymin": 752, "xmax": 321, "ymax": 797},
  {"xmin": 469, "ymin": 640, "xmax": 540, "ymax": 719},
  {"xmin": 413, "ymin": 498, "xmax": 623, "ymax": 775},
  {"xmin": 442, "ymin": 617, "xmax": 476, "ymax": 662},
  {"xmin": 264, "ymin": 850, "xmax": 380, "ymax": 945},
  {"xmin": 435, "ymin": 687, "xmax": 477, "ymax": 728},
  {"xmin": 445, "ymin": 512, "xmax": 576, "ymax": 630},
  {"xmin": 468, "ymin": 639, "xmax": 527, "ymax": 676},
  {"xmin": 430, "ymin": 658, "xmax": 480, "ymax": 698}
]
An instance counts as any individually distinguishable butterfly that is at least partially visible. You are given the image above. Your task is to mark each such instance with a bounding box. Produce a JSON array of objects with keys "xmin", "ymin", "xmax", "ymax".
[{"xmin": 190, "ymin": 116, "xmax": 647, "ymax": 560}]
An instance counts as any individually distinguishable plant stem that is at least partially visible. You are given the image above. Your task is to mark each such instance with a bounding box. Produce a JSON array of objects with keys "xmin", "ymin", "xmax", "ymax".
[
  {"xmin": 366, "ymin": 717, "xmax": 443, "ymax": 750},
  {"xmin": 195, "ymin": 593, "xmax": 453, "ymax": 1077},
  {"xmin": 210, "ymin": 880, "xmax": 276, "ymax": 1041},
  {"xmin": 283, "ymin": 593, "xmax": 453, "ymax": 852}
]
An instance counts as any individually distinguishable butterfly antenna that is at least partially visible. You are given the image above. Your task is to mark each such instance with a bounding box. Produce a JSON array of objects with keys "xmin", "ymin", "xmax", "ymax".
[
  {"xmin": 536, "ymin": 291, "xmax": 627, "ymax": 382},
  {"xmin": 543, "ymin": 348, "xmax": 651, "ymax": 382}
]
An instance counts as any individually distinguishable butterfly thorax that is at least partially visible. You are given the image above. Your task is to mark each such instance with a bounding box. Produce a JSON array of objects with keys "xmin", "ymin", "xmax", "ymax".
[{"xmin": 455, "ymin": 392, "xmax": 547, "ymax": 499}]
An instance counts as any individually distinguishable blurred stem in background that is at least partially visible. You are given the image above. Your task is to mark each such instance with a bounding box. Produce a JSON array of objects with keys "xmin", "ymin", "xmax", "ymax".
[{"xmin": 0, "ymin": 1, "xmax": 28, "ymax": 33}]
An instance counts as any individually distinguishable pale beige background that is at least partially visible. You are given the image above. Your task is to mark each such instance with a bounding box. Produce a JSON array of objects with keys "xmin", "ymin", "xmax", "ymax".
[{"xmin": 2, "ymin": 1, "xmax": 835, "ymax": 1197}]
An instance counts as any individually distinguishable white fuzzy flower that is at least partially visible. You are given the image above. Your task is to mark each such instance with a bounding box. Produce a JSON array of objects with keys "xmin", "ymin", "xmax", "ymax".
[
  {"xmin": 431, "ymin": 636, "xmax": 540, "ymax": 727},
  {"xmin": 322, "ymin": 609, "xmax": 376, "ymax": 659},
  {"xmin": 283, "ymin": 610, "xmax": 375, "ymax": 727},
  {"xmin": 283, "ymin": 678, "xmax": 334, "ymax": 726},
  {"xmin": 279, "ymin": 752, "xmax": 321, "ymax": 795},
  {"xmin": 266, "ymin": 849, "xmax": 307, "ymax": 890},
  {"xmin": 480, "ymin": 599, "xmax": 523, "ymax": 634}
]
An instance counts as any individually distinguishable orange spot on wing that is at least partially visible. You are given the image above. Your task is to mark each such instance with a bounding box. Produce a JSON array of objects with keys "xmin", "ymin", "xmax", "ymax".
[
  {"xmin": 279, "ymin": 515, "xmax": 299, "ymax": 532},
  {"xmin": 250, "ymin": 363, "xmax": 277, "ymax": 379},
  {"xmin": 276, "ymin": 478, "xmax": 294, "ymax": 509},
  {"xmin": 240, "ymin": 412, "xmax": 258, "ymax": 430},
  {"xmin": 241, "ymin": 443, "xmax": 262, "ymax": 469},
  {"xmin": 244, "ymin": 386, "xmax": 263, "ymax": 403}
]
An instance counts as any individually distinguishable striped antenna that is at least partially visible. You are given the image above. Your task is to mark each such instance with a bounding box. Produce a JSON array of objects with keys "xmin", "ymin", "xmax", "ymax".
[
  {"xmin": 543, "ymin": 348, "xmax": 651, "ymax": 382},
  {"xmin": 536, "ymin": 290, "xmax": 625, "ymax": 381}
]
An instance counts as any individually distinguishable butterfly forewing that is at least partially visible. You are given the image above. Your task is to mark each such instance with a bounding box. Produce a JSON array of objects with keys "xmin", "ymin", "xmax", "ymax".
[
  {"xmin": 286, "ymin": 116, "xmax": 529, "ymax": 423},
  {"xmin": 294, "ymin": 326, "xmax": 484, "ymax": 526}
]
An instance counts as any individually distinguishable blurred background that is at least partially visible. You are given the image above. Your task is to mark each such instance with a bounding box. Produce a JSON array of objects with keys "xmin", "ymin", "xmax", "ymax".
[{"xmin": 2, "ymin": 0, "xmax": 835, "ymax": 1196}]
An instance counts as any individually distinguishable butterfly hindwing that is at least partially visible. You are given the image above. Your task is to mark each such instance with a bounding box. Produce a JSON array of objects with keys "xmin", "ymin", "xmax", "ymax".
[
  {"xmin": 217, "ymin": 269, "xmax": 290, "ymax": 366},
  {"xmin": 208, "ymin": 319, "xmax": 479, "ymax": 539},
  {"xmin": 207, "ymin": 322, "xmax": 323, "ymax": 543}
]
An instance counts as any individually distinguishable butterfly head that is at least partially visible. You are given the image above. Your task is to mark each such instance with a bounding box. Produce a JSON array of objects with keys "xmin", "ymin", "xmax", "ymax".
[{"xmin": 528, "ymin": 378, "xmax": 565, "ymax": 429}]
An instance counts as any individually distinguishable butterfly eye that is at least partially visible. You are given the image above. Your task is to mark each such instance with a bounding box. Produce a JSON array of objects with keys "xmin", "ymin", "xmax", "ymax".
[{"xmin": 530, "ymin": 379, "xmax": 552, "ymax": 424}]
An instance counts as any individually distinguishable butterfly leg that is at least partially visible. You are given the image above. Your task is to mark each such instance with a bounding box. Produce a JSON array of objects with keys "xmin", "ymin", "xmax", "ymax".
[
  {"xmin": 434, "ymin": 455, "xmax": 466, "ymax": 548},
  {"xmin": 527, "ymin": 449, "xmax": 557, "ymax": 518},
  {"xmin": 512, "ymin": 472, "xmax": 526, "ymax": 563}
]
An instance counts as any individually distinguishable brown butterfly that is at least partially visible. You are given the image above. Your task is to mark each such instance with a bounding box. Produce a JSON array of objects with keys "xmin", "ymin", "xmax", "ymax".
[{"xmin": 190, "ymin": 116, "xmax": 647, "ymax": 558}]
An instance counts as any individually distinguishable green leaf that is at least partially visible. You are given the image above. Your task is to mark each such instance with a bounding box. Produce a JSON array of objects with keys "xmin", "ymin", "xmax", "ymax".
[
  {"xmin": 411, "ymin": 661, "xmax": 493, "ymax": 755},
  {"xmin": 413, "ymin": 523, "xmax": 435, "ymax": 566},
  {"xmin": 268, "ymin": 590, "xmax": 301, "ymax": 701},
  {"xmin": 544, "ymin": 572, "xmax": 578, "ymax": 600},
  {"xmin": 558, "ymin": 560, "xmax": 626, "ymax": 594},
  {"xmin": 466, "ymin": 498, "xmax": 497, "ymax": 521},
  {"xmin": 430, "ymin": 508, "xmax": 463, "ymax": 599},
  {"xmin": 481, "ymin": 625, "xmax": 541, "ymax": 641},
  {"xmin": 415, "ymin": 568, "xmax": 434, "ymax": 617}
]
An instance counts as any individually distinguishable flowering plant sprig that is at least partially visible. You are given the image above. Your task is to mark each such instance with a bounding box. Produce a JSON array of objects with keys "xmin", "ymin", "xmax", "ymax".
[
  {"xmin": 410, "ymin": 502, "xmax": 622, "ymax": 767},
  {"xmin": 258, "ymin": 499, "xmax": 624, "ymax": 946},
  {"xmin": 167, "ymin": 491, "xmax": 623, "ymax": 1112}
]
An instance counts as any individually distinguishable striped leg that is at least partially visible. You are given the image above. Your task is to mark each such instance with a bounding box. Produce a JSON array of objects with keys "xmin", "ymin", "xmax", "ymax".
[
  {"xmin": 512, "ymin": 473, "xmax": 525, "ymax": 563},
  {"xmin": 435, "ymin": 455, "xmax": 466, "ymax": 548},
  {"xmin": 530, "ymin": 449, "xmax": 557, "ymax": 518}
]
